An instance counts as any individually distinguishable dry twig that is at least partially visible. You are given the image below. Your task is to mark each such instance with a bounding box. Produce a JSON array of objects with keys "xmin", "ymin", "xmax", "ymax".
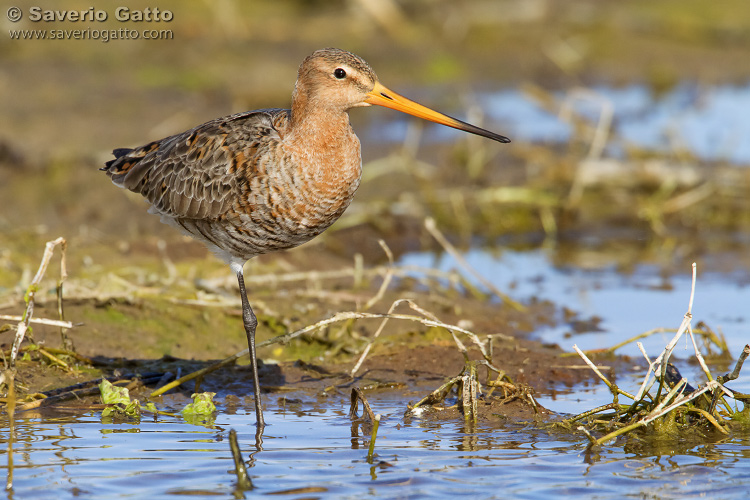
[
  {"xmin": 10, "ymin": 237, "xmax": 68, "ymax": 367},
  {"xmin": 572, "ymin": 263, "xmax": 744, "ymax": 448}
]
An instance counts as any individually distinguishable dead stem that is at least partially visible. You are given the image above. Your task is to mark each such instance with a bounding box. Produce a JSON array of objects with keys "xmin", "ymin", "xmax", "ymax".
[
  {"xmin": 0, "ymin": 346, "xmax": 92, "ymax": 366},
  {"xmin": 349, "ymin": 387, "xmax": 376, "ymax": 422},
  {"xmin": 351, "ymin": 298, "xmax": 501, "ymax": 377},
  {"xmin": 573, "ymin": 345, "xmax": 635, "ymax": 400},
  {"xmin": 410, "ymin": 376, "xmax": 461, "ymax": 410},
  {"xmin": 57, "ymin": 279, "xmax": 74, "ymax": 352},
  {"xmin": 562, "ymin": 403, "xmax": 622, "ymax": 426},
  {"xmin": 10, "ymin": 237, "xmax": 67, "ymax": 367},
  {"xmin": 366, "ymin": 414, "xmax": 381, "ymax": 464},
  {"xmin": 462, "ymin": 362, "xmax": 478, "ymax": 422},
  {"xmin": 149, "ymin": 352, "xmax": 244, "ymax": 398},
  {"xmin": 318, "ymin": 240, "xmax": 397, "ymax": 363},
  {"xmin": 560, "ymin": 88, "xmax": 614, "ymax": 208},
  {"xmin": 719, "ymin": 344, "xmax": 750, "ymax": 384},
  {"xmin": 228, "ymin": 428, "xmax": 253, "ymax": 491},
  {"xmin": 37, "ymin": 348, "xmax": 69, "ymax": 369},
  {"xmin": 0, "ymin": 315, "xmax": 75, "ymax": 329},
  {"xmin": 350, "ymin": 299, "xmax": 402, "ymax": 377},
  {"xmin": 688, "ymin": 407, "xmax": 729, "ymax": 435},
  {"xmin": 574, "ymin": 263, "xmax": 744, "ymax": 449},
  {"xmin": 4, "ymin": 370, "xmax": 15, "ymax": 491},
  {"xmin": 362, "ymin": 240, "xmax": 395, "ymax": 311}
]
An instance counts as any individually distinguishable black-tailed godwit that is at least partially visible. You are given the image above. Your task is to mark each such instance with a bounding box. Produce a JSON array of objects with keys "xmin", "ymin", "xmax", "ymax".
[{"xmin": 103, "ymin": 48, "xmax": 510, "ymax": 429}]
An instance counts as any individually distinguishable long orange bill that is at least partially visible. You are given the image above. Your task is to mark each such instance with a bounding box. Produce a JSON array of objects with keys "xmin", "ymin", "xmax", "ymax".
[{"xmin": 365, "ymin": 81, "xmax": 510, "ymax": 144}]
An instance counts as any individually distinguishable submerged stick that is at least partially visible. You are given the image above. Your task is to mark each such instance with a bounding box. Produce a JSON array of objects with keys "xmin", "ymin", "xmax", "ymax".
[
  {"xmin": 577, "ymin": 425, "xmax": 598, "ymax": 446},
  {"xmin": 228, "ymin": 429, "xmax": 253, "ymax": 491},
  {"xmin": 4, "ymin": 370, "xmax": 15, "ymax": 491},
  {"xmin": 462, "ymin": 363, "xmax": 478, "ymax": 422},
  {"xmin": 563, "ymin": 403, "xmax": 621, "ymax": 425},
  {"xmin": 349, "ymin": 387, "xmax": 376, "ymax": 422},
  {"xmin": 366, "ymin": 414, "xmax": 381, "ymax": 464},
  {"xmin": 410, "ymin": 376, "xmax": 461, "ymax": 409}
]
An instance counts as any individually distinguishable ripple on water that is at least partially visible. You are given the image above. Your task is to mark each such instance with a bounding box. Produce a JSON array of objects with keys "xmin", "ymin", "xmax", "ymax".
[{"xmin": 2, "ymin": 395, "xmax": 750, "ymax": 499}]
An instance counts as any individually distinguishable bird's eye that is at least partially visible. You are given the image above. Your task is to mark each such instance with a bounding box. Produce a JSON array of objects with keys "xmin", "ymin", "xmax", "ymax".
[{"xmin": 334, "ymin": 68, "xmax": 347, "ymax": 79}]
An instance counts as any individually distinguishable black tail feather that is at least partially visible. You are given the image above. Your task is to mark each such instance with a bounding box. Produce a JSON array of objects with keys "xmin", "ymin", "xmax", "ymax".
[
  {"xmin": 112, "ymin": 148, "xmax": 134, "ymax": 158},
  {"xmin": 102, "ymin": 148, "xmax": 135, "ymax": 170}
]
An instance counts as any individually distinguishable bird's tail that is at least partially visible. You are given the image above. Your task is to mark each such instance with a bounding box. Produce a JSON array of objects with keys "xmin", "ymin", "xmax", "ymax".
[{"xmin": 101, "ymin": 141, "xmax": 160, "ymax": 186}]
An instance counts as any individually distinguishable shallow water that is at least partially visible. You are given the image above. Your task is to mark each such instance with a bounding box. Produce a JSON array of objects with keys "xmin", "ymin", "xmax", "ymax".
[
  {"xmin": 400, "ymin": 248, "xmax": 750, "ymax": 414},
  {"xmin": 485, "ymin": 83, "xmax": 750, "ymax": 165},
  {"xmin": 3, "ymin": 247, "xmax": 750, "ymax": 499},
  {"xmin": 4, "ymin": 393, "xmax": 750, "ymax": 500},
  {"xmin": 374, "ymin": 83, "xmax": 750, "ymax": 165}
]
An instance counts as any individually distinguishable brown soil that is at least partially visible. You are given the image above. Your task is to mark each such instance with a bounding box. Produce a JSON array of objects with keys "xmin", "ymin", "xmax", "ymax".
[{"xmin": 5, "ymin": 253, "xmax": 608, "ymax": 424}]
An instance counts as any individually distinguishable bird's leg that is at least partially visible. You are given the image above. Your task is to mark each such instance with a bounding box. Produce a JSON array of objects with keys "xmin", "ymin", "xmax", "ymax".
[{"xmin": 236, "ymin": 268, "xmax": 265, "ymax": 429}]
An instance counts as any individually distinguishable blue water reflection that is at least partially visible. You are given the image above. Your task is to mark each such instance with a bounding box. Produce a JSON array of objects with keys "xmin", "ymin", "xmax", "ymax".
[
  {"xmin": 398, "ymin": 248, "xmax": 750, "ymax": 415},
  {"xmin": 3, "ymin": 398, "xmax": 750, "ymax": 500},
  {"xmin": 400, "ymin": 249, "xmax": 750, "ymax": 354},
  {"xmin": 371, "ymin": 82, "xmax": 750, "ymax": 164},
  {"xmin": 483, "ymin": 83, "xmax": 750, "ymax": 164}
]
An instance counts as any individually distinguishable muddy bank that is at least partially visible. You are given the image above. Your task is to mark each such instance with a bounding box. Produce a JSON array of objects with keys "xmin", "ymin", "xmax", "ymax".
[{"xmin": 4, "ymin": 246, "xmax": 610, "ymax": 423}]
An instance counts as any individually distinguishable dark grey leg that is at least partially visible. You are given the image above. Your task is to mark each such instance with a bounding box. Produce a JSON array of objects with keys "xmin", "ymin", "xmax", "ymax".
[{"xmin": 236, "ymin": 268, "xmax": 265, "ymax": 429}]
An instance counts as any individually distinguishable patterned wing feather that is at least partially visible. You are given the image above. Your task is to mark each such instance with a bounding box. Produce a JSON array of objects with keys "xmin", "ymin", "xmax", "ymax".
[{"xmin": 103, "ymin": 109, "xmax": 287, "ymax": 220}]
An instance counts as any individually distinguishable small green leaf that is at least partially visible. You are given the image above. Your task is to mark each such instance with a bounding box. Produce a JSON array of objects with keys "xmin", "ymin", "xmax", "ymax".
[
  {"xmin": 182, "ymin": 392, "xmax": 217, "ymax": 415},
  {"xmin": 100, "ymin": 379, "xmax": 131, "ymax": 405},
  {"xmin": 124, "ymin": 399, "xmax": 141, "ymax": 417}
]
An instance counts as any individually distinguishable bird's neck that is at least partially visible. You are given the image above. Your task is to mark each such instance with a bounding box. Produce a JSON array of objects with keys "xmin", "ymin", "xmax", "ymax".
[
  {"xmin": 282, "ymin": 99, "xmax": 362, "ymax": 205},
  {"xmin": 287, "ymin": 100, "xmax": 359, "ymax": 160}
]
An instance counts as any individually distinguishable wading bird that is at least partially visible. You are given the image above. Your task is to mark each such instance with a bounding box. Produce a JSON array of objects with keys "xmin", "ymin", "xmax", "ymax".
[{"xmin": 103, "ymin": 48, "xmax": 510, "ymax": 430}]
